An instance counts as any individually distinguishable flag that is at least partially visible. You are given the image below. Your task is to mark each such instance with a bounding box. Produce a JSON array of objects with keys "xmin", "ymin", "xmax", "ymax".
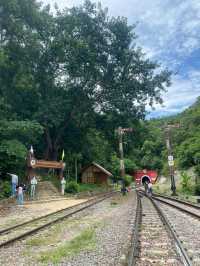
[{"xmin": 61, "ymin": 150, "xmax": 65, "ymax": 161}]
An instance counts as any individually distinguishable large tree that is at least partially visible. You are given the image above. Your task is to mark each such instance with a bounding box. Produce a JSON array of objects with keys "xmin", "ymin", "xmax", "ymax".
[{"xmin": 0, "ymin": 0, "xmax": 171, "ymax": 163}]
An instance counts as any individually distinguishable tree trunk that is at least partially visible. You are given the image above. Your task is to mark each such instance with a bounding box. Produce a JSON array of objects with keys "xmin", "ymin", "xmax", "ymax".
[{"xmin": 44, "ymin": 128, "xmax": 59, "ymax": 161}]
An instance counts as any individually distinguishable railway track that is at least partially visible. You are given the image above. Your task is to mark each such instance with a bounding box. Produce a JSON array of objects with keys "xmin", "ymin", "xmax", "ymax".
[
  {"xmin": 154, "ymin": 193, "xmax": 200, "ymax": 209},
  {"xmin": 152, "ymin": 193, "xmax": 200, "ymax": 220},
  {"xmin": 128, "ymin": 191, "xmax": 192, "ymax": 266},
  {"xmin": 0, "ymin": 191, "xmax": 117, "ymax": 248},
  {"xmin": 157, "ymin": 199, "xmax": 200, "ymax": 265}
]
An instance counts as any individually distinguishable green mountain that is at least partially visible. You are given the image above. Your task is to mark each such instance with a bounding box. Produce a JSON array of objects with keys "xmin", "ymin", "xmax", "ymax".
[{"xmin": 145, "ymin": 96, "xmax": 200, "ymax": 172}]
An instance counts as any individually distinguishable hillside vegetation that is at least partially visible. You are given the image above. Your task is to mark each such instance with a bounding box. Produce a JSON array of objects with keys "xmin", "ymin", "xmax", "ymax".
[
  {"xmin": 0, "ymin": 0, "xmax": 170, "ymax": 191},
  {"xmin": 147, "ymin": 97, "xmax": 200, "ymax": 172},
  {"xmin": 0, "ymin": 0, "xmax": 199, "ymax": 199}
]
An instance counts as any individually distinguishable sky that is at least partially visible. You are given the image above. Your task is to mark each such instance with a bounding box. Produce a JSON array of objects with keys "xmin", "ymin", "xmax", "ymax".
[{"xmin": 42, "ymin": 0, "xmax": 200, "ymax": 118}]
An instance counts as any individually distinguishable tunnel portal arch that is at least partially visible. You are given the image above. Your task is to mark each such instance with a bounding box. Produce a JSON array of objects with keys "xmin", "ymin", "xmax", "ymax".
[{"xmin": 141, "ymin": 175, "xmax": 151, "ymax": 185}]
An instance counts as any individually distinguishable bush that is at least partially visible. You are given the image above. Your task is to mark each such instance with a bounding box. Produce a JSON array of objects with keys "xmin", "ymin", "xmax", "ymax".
[
  {"xmin": 65, "ymin": 181, "xmax": 79, "ymax": 194},
  {"xmin": 123, "ymin": 175, "xmax": 132, "ymax": 187},
  {"xmin": 195, "ymin": 165, "xmax": 200, "ymax": 177},
  {"xmin": 180, "ymin": 171, "xmax": 191, "ymax": 192},
  {"xmin": 195, "ymin": 183, "xmax": 200, "ymax": 195},
  {"xmin": 0, "ymin": 180, "xmax": 11, "ymax": 199}
]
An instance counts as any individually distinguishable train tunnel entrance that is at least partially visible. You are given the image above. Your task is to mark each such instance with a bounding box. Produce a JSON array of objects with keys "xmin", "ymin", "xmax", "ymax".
[{"xmin": 141, "ymin": 175, "xmax": 151, "ymax": 185}]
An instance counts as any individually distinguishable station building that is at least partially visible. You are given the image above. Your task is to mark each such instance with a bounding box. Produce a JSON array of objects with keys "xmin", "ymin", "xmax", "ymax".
[{"xmin": 81, "ymin": 162, "xmax": 112, "ymax": 184}]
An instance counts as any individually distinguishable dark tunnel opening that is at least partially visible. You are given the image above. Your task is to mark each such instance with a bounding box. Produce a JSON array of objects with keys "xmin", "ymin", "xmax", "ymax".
[{"xmin": 141, "ymin": 175, "xmax": 150, "ymax": 185}]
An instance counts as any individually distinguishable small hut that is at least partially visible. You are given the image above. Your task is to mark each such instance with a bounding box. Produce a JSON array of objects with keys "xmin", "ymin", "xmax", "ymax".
[{"xmin": 81, "ymin": 162, "xmax": 112, "ymax": 184}]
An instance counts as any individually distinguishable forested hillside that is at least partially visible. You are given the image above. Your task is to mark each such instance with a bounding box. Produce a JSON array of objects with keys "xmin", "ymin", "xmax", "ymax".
[
  {"xmin": 144, "ymin": 97, "xmax": 200, "ymax": 177},
  {"xmin": 0, "ymin": 0, "xmax": 171, "ymax": 188}
]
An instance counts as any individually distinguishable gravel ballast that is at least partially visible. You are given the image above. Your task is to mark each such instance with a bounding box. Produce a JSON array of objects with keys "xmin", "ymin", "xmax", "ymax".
[{"xmin": 0, "ymin": 192, "xmax": 136, "ymax": 266}]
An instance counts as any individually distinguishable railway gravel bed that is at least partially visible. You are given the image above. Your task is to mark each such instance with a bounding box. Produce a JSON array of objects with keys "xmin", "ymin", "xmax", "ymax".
[
  {"xmin": 158, "ymin": 201, "xmax": 200, "ymax": 266},
  {"xmin": 154, "ymin": 196, "xmax": 200, "ymax": 217},
  {"xmin": 0, "ymin": 192, "xmax": 136, "ymax": 266},
  {"xmin": 135, "ymin": 195, "xmax": 183, "ymax": 266},
  {"xmin": 0, "ymin": 193, "xmax": 116, "ymax": 248}
]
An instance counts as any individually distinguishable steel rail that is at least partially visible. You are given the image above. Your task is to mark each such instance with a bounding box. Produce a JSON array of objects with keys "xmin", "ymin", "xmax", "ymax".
[
  {"xmin": 0, "ymin": 191, "xmax": 112, "ymax": 235},
  {"xmin": 152, "ymin": 196, "xmax": 200, "ymax": 220},
  {"xmin": 131, "ymin": 191, "xmax": 192, "ymax": 266},
  {"xmin": 139, "ymin": 190, "xmax": 200, "ymax": 220},
  {"xmin": 153, "ymin": 192, "xmax": 200, "ymax": 210},
  {"xmin": 150, "ymin": 197, "xmax": 193, "ymax": 266},
  {"xmin": 0, "ymin": 191, "xmax": 117, "ymax": 248},
  {"xmin": 128, "ymin": 191, "xmax": 142, "ymax": 266}
]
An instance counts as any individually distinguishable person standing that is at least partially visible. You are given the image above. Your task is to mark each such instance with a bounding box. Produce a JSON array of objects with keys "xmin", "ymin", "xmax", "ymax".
[
  {"xmin": 30, "ymin": 176, "xmax": 37, "ymax": 199},
  {"xmin": 17, "ymin": 184, "xmax": 24, "ymax": 205},
  {"xmin": 7, "ymin": 173, "xmax": 18, "ymax": 197},
  {"xmin": 61, "ymin": 177, "xmax": 66, "ymax": 195},
  {"xmin": 148, "ymin": 182, "xmax": 153, "ymax": 196}
]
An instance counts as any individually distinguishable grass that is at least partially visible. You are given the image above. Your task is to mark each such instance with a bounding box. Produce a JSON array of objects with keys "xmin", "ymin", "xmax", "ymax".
[
  {"xmin": 110, "ymin": 201, "xmax": 118, "ymax": 207},
  {"xmin": 38, "ymin": 228, "xmax": 96, "ymax": 264},
  {"xmin": 78, "ymin": 183, "xmax": 108, "ymax": 193},
  {"xmin": 153, "ymin": 179, "xmax": 199, "ymax": 203},
  {"xmin": 26, "ymin": 223, "xmax": 63, "ymax": 246}
]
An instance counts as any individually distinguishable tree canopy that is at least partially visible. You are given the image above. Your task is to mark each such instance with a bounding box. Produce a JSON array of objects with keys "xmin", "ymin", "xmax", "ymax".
[{"xmin": 0, "ymin": 0, "xmax": 171, "ymax": 178}]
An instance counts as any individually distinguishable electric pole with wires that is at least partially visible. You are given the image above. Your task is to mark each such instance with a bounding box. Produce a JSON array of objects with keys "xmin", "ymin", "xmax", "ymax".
[
  {"xmin": 117, "ymin": 127, "xmax": 133, "ymax": 195},
  {"xmin": 164, "ymin": 123, "xmax": 180, "ymax": 196}
]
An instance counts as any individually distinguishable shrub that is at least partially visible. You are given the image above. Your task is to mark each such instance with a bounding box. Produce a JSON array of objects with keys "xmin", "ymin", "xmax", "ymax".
[
  {"xmin": 195, "ymin": 165, "xmax": 200, "ymax": 177},
  {"xmin": 123, "ymin": 175, "xmax": 132, "ymax": 187},
  {"xmin": 0, "ymin": 180, "xmax": 11, "ymax": 199},
  {"xmin": 195, "ymin": 183, "xmax": 200, "ymax": 195},
  {"xmin": 65, "ymin": 181, "xmax": 79, "ymax": 194},
  {"xmin": 180, "ymin": 171, "xmax": 191, "ymax": 192}
]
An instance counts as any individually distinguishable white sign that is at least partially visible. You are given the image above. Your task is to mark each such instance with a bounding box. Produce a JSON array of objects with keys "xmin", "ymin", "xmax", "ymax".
[
  {"xmin": 168, "ymin": 155, "xmax": 173, "ymax": 161},
  {"xmin": 168, "ymin": 160, "xmax": 174, "ymax": 166},
  {"xmin": 30, "ymin": 159, "xmax": 36, "ymax": 166}
]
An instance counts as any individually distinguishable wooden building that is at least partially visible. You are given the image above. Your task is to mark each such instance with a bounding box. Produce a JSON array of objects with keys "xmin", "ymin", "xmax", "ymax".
[{"xmin": 81, "ymin": 162, "xmax": 112, "ymax": 184}]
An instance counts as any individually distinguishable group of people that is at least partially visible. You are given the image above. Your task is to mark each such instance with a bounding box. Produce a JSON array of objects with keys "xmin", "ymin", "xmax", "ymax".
[
  {"xmin": 8, "ymin": 173, "xmax": 67, "ymax": 205},
  {"xmin": 9, "ymin": 173, "xmax": 38, "ymax": 205}
]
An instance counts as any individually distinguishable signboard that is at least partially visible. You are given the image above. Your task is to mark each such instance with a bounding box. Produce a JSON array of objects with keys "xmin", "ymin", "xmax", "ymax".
[
  {"xmin": 168, "ymin": 160, "xmax": 174, "ymax": 166},
  {"xmin": 30, "ymin": 159, "xmax": 36, "ymax": 166},
  {"xmin": 168, "ymin": 155, "xmax": 173, "ymax": 161},
  {"xmin": 32, "ymin": 160, "xmax": 65, "ymax": 169}
]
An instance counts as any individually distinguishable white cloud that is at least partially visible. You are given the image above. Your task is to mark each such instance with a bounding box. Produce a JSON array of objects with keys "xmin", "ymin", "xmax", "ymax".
[
  {"xmin": 41, "ymin": 0, "xmax": 200, "ymax": 117},
  {"xmin": 148, "ymin": 73, "xmax": 200, "ymax": 118}
]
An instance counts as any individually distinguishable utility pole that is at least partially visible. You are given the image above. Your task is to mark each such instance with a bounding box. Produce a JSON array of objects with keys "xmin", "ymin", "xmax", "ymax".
[
  {"xmin": 117, "ymin": 127, "xmax": 133, "ymax": 195},
  {"xmin": 164, "ymin": 123, "xmax": 179, "ymax": 196}
]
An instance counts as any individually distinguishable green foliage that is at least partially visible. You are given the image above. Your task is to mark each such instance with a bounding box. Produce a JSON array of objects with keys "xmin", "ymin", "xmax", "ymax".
[
  {"xmin": 123, "ymin": 174, "xmax": 132, "ymax": 187},
  {"xmin": 79, "ymin": 183, "xmax": 107, "ymax": 192},
  {"xmin": 0, "ymin": 140, "xmax": 27, "ymax": 174},
  {"xmin": 65, "ymin": 181, "xmax": 80, "ymax": 194},
  {"xmin": 109, "ymin": 155, "xmax": 137, "ymax": 184},
  {"xmin": 0, "ymin": 120, "xmax": 43, "ymax": 144},
  {"xmin": 143, "ymin": 97, "xmax": 200, "ymax": 175},
  {"xmin": 39, "ymin": 228, "xmax": 96, "ymax": 263},
  {"xmin": 124, "ymin": 159, "xmax": 138, "ymax": 174},
  {"xmin": 109, "ymin": 154, "xmax": 120, "ymax": 178},
  {"xmin": 195, "ymin": 183, "xmax": 200, "ymax": 196},
  {"xmin": 180, "ymin": 171, "xmax": 191, "ymax": 192},
  {"xmin": 195, "ymin": 165, "xmax": 200, "ymax": 177},
  {"xmin": 0, "ymin": 0, "xmax": 172, "ymax": 181},
  {"xmin": 0, "ymin": 181, "xmax": 11, "ymax": 199}
]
